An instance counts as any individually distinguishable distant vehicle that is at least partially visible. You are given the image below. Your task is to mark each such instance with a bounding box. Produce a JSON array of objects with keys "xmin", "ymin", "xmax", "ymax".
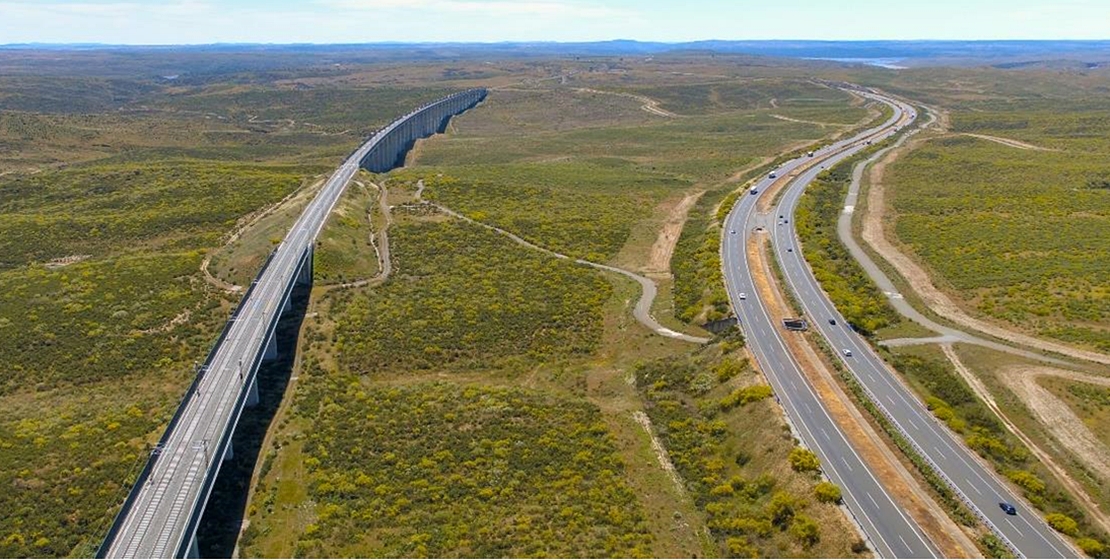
[
  {"xmin": 769, "ymin": 172, "xmax": 777, "ymax": 179},
  {"xmin": 829, "ymin": 318, "xmax": 837, "ymax": 325},
  {"xmin": 779, "ymin": 215, "xmax": 784, "ymax": 219},
  {"xmin": 783, "ymin": 219, "xmax": 789, "ymax": 224},
  {"xmin": 730, "ymin": 229, "xmax": 736, "ymax": 234},
  {"xmin": 738, "ymin": 293, "xmax": 747, "ymax": 300},
  {"xmin": 750, "ymin": 187, "xmax": 759, "ymax": 195},
  {"xmin": 866, "ymin": 140, "xmax": 872, "ymax": 145},
  {"xmin": 842, "ymin": 349, "xmax": 852, "ymax": 357},
  {"xmin": 787, "ymin": 248, "xmax": 793, "ymax": 252},
  {"xmin": 807, "ymin": 151, "xmax": 815, "ymax": 157},
  {"xmin": 1000, "ymin": 502, "xmax": 1017, "ymax": 515}
]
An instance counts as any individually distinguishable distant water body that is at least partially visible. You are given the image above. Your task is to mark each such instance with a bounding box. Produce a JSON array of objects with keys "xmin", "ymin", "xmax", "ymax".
[{"xmin": 806, "ymin": 57, "xmax": 908, "ymax": 69}]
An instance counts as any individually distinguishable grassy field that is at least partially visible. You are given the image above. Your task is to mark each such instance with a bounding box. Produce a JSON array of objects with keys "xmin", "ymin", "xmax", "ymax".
[
  {"xmin": 331, "ymin": 215, "xmax": 612, "ymax": 373},
  {"xmin": 239, "ymin": 73, "xmax": 880, "ymax": 558},
  {"xmin": 634, "ymin": 336, "xmax": 869, "ymax": 558},
  {"xmin": 0, "ymin": 48, "xmax": 457, "ymax": 556},
  {"xmin": 887, "ymin": 132, "xmax": 1110, "ymax": 352},
  {"xmin": 313, "ymin": 178, "xmax": 382, "ymax": 285},
  {"xmin": 865, "ymin": 65, "xmax": 1110, "ymax": 354},
  {"xmin": 243, "ymin": 378, "xmax": 654, "ymax": 558}
]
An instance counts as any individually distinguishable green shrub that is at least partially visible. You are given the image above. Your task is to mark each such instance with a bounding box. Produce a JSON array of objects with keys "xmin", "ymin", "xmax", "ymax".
[
  {"xmin": 814, "ymin": 481, "xmax": 842, "ymax": 504},
  {"xmin": 1076, "ymin": 537, "xmax": 1106, "ymax": 557},
  {"xmin": 788, "ymin": 448, "xmax": 821, "ymax": 473},
  {"xmin": 1006, "ymin": 470, "xmax": 1046, "ymax": 496},
  {"xmin": 790, "ymin": 514, "xmax": 820, "ymax": 548},
  {"xmin": 1045, "ymin": 513, "xmax": 1080, "ymax": 537},
  {"xmin": 765, "ymin": 491, "xmax": 797, "ymax": 527}
]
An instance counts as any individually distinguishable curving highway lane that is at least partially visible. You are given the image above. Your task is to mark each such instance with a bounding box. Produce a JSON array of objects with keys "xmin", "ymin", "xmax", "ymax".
[
  {"xmin": 769, "ymin": 95, "xmax": 1074, "ymax": 558},
  {"xmin": 722, "ymin": 91, "xmax": 940, "ymax": 558}
]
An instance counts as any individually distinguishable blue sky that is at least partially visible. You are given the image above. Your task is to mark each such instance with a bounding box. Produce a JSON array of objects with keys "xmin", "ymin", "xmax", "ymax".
[{"xmin": 1, "ymin": 0, "xmax": 1108, "ymax": 44}]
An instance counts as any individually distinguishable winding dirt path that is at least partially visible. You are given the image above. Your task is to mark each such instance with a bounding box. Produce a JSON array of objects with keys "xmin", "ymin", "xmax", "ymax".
[
  {"xmin": 770, "ymin": 114, "xmax": 852, "ymax": 128},
  {"xmin": 328, "ymin": 180, "xmax": 394, "ymax": 290},
  {"xmin": 942, "ymin": 347, "xmax": 1110, "ymax": 533},
  {"xmin": 961, "ymin": 133, "xmax": 1059, "ymax": 152},
  {"xmin": 862, "ymin": 128, "xmax": 1110, "ymax": 366},
  {"xmin": 419, "ymin": 186, "xmax": 708, "ymax": 344},
  {"xmin": 573, "ymin": 87, "xmax": 677, "ymax": 118}
]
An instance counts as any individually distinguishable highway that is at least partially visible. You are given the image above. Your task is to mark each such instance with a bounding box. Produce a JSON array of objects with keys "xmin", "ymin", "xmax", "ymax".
[
  {"xmin": 722, "ymin": 92, "xmax": 940, "ymax": 558},
  {"xmin": 769, "ymin": 96, "xmax": 1075, "ymax": 558},
  {"xmin": 102, "ymin": 92, "xmax": 481, "ymax": 558}
]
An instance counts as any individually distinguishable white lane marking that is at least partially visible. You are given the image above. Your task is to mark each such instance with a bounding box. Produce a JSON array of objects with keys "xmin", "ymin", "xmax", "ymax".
[
  {"xmin": 842, "ymin": 456, "xmax": 854, "ymax": 472},
  {"xmin": 906, "ymin": 417, "xmax": 919, "ymax": 430},
  {"xmin": 866, "ymin": 491, "xmax": 880, "ymax": 509},
  {"xmin": 1004, "ymin": 517, "xmax": 1025, "ymax": 537},
  {"xmin": 932, "ymin": 445, "xmax": 946, "ymax": 460},
  {"xmin": 966, "ymin": 479, "xmax": 982, "ymax": 495},
  {"xmin": 899, "ymin": 535, "xmax": 911, "ymax": 552}
]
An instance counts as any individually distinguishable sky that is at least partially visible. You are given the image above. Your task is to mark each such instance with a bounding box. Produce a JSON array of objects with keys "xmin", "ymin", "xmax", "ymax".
[{"xmin": 0, "ymin": 0, "xmax": 1108, "ymax": 45}]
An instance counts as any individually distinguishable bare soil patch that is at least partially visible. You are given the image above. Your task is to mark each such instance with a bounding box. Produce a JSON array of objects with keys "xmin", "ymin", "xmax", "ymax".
[
  {"xmin": 645, "ymin": 190, "xmax": 703, "ymax": 276},
  {"xmin": 961, "ymin": 133, "xmax": 1059, "ymax": 152},
  {"xmin": 861, "ymin": 135, "xmax": 1110, "ymax": 366}
]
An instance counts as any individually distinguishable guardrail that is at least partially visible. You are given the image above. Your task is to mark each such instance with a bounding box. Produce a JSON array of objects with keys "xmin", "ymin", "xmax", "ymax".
[
  {"xmin": 96, "ymin": 249, "xmax": 279, "ymax": 558},
  {"xmin": 776, "ymin": 102, "xmax": 1026, "ymax": 558},
  {"xmin": 172, "ymin": 245, "xmax": 311, "ymax": 557},
  {"xmin": 99, "ymin": 87, "xmax": 488, "ymax": 558}
]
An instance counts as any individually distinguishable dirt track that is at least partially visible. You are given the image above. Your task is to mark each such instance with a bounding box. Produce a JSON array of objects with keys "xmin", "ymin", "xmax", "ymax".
[
  {"xmin": 961, "ymin": 133, "xmax": 1059, "ymax": 152},
  {"xmin": 861, "ymin": 134, "xmax": 1110, "ymax": 366},
  {"xmin": 941, "ymin": 346, "xmax": 1110, "ymax": 534},
  {"xmin": 645, "ymin": 190, "xmax": 703, "ymax": 275},
  {"xmin": 573, "ymin": 88, "xmax": 677, "ymax": 118},
  {"xmin": 1004, "ymin": 365, "xmax": 1110, "ymax": 483}
]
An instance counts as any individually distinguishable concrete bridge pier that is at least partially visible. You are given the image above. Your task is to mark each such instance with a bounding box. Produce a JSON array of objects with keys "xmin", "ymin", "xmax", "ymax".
[
  {"xmin": 245, "ymin": 376, "xmax": 259, "ymax": 407},
  {"xmin": 262, "ymin": 333, "xmax": 277, "ymax": 362},
  {"xmin": 296, "ymin": 247, "xmax": 313, "ymax": 286}
]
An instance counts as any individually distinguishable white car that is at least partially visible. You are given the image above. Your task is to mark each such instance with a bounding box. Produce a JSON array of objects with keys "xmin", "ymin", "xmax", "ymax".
[
  {"xmin": 738, "ymin": 293, "xmax": 747, "ymax": 300},
  {"xmin": 842, "ymin": 349, "xmax": 853, "ymax": 357}
]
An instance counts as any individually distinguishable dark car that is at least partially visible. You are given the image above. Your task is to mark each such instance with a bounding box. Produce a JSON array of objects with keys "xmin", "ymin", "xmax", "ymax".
[
  {"xmin": 999, "ymin": 502, "xmax": 1017, "ymax": 515},
  {"xmin": 829, "ymin": 318, "xmax": 837, "ymax": 325}
]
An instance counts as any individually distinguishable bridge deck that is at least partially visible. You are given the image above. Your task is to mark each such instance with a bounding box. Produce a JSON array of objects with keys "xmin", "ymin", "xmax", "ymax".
[{"xmin": 100, "ymin": 89, "xmax": 486, "ymax": 558}]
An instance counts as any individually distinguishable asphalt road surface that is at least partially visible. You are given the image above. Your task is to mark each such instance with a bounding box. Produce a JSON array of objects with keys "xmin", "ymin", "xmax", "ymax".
[
  {"xmin": 770, "ymin": 97, "xmax": 1074, "ymax": 558},
  {"xmin": 722, "ymin": 91, "xmax": 941, "ymax": 558}
]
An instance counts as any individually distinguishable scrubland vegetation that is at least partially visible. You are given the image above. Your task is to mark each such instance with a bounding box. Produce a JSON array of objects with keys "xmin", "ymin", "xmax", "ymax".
[
  {"xmin": 332, "ymin": 217, "xmax": 611, "ymax": 373},
  {"xmin": 243, "ymin": 378, "xmax": 653, "ymax": 558},
  {"xmin": 0, "ymin": 50, "xmax": 453, "ymax": 556},
  {"xmin": 240, "ymin": 71, "xmax": 879, "ymax": 558},
  {"xmin": 795, "ymin": 151, "xmax": 902, "ymax": 335},
  {"xmin": 888, "ymin": 134, "xmax": 1110, "ymax": 352},
  {"xmin": 634, "ymin": 333, "xmax": 866, "ymax": 557}
]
